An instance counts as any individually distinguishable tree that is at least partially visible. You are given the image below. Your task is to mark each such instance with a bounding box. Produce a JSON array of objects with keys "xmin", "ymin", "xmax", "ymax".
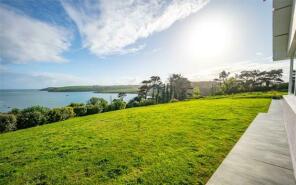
[
  {"xmin": 216, "ymin": 71, "xmax": 240, "ymax": 94},
  {"xmin": 138, "ymin": 80, "xmax": 151, "ymax": 99},
  {"xmin": 219, "ymin": 71, "xmax": 230, "ymax": 83},
  {"xmin": 88, "ymin": 97, "xmax": 100, "ymax": 105},
  {"xmin": 118, "ymin": 92, "xmax": 127, "ymax": 100},
  {"xmin": 222, "ymin": 77, "xmax": 240, "ymax": 94},
  {"xmin": 213, "ymin": 71, "xmax": 231, "ymax": 95},
  {"xmin": 270, "ymin": 69, "xmax": 284, "ymax": 86},
  {"xmin": 165, "ymin": 83, "xmax": 170, "ymax": 102},
  {"xmin": 215, "ymin": 69, "xmax": 284, "ymax": 94},
  {"xmin": 168, "ymin": 74, "xmax": 182, "ymax": 100},
  {"xmin": 263, "ymin": 69, "xmax": 283, "ymax": 87},
  {"xmin": 159, "ymin": 84, "xmax": 167, "ymax": 103},
  {"xmin": 168, "ymin": 74, "xmax": 192, "ymax": 100},
  {"xmin": 176, "ymin": 77, "xmax": 193, "ymax": 100},
  {"xmin": 239, "ymin": 70, "xmax": 259, "ymax": 91},
  {"xmin": 193, "ymin": 87, "xmax": 200, "ymax": 98},
  {"xmin": 150, "ymin": 76, "xmax": 162, "ymax": 103}
]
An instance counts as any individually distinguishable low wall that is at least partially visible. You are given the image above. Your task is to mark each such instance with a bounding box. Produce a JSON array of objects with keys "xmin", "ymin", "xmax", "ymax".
[{"xmin": 283, "ymin": 95, "xmax": 296, "ymax": 179}]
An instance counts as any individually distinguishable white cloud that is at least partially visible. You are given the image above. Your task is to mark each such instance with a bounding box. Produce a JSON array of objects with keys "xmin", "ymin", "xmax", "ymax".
[
  {"xmin": 61, "ymin": 0, "xmax": 209, "ymax": 56},
  {"xmin": 0, "ymin": 5, "xmax": 71, "ymax": 64}
]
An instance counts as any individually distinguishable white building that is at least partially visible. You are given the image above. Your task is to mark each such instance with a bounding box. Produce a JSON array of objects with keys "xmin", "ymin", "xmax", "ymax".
[{"xmin": 273, "ymin": 0, "xmax": 296, "ymax": 179}]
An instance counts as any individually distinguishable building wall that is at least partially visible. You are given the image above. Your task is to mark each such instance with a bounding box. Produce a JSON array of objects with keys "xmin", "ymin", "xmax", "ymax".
[{"xmin": 283, "ymin": 95, "xmax": 296, "ymax": 179}]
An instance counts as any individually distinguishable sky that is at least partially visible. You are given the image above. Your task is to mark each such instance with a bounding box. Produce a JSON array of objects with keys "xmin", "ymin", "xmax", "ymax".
[{"xmin": 0, "ymin": 0, "xmax": 290, "ymax": 89}]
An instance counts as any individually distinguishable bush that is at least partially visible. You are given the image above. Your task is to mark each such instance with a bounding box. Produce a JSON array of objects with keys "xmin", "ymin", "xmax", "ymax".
[
  {"xmin": 62, "ymin": 107, "xmax": 75, "ymax": 118},
  {"xmin": 17, "ymin": 106, "xmax": 50, "ymax": 129},
  {"xmin": 0, "ymin": 114, "xmax": 17, "ymax": 133},
  {"xmin": 47, "ymin": 108, "xmax": 62, "ymax": 122},
  {"xmin": 68, "ymin": 102, "xmax": 85, "ymax": 107},
  {"xmin": 127, "ymin": 100, "xmax": 140, "ymax": 108},
  {"xmin": 48, "ymin": 107, "xmax": 75, "ymax": 122},
  {"xmin": 86, "ymin": 105, "xmax": 103, "ymax": 115},
  {"xmin": 73, "ymin": 106, "xmax": 87, "ymax": 116},
  {"xmin": 127, "ymin": 97, "xmax": 142, "ymax": 108},
  {"xmin": 87, "ymin": 97, "xmax": 108, "ymax": 111},
  {"xmin": 127, "ymin": 97, "xmax": 156, "ymax": 108},
  {"xmin": 10, "ymin": 108, "xmax": 21, "ymax": 115},
  {"xmin": 139, "ymin": 99, "xmax": 156, "ymax": 106},
  {"xmin": 109, "ymin": 99, "xmax": 126, "ymax": 111}
]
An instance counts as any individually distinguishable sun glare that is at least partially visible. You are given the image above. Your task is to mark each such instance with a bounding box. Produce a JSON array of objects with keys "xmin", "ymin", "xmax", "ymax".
[{"xmin": 179, "ymin": 17, "xmax": 233, "ymax": 60}]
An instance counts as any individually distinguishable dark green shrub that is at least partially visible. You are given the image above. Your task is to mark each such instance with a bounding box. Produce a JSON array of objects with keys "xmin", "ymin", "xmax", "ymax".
[
  {"xmin": 48, "ymin": 108, "xmax": 63, "ymax": 122},
  {"xmin": 73, "ymin": 106, "xmax": 87, "ymax": 116},
  {"xmin": 127, "ymin": 100, "xmax": 140, "ymax": 108},
  {"xmin": 127, "ymin": 97, "xmax": 156, "ymax": 108},
  {"xmin": 10, "ymin": 108, "xmax": 21, "ymax": 115},
  {"xmin": 109, "ymin": 99, "xmax": 126, "ymax": 111},
  {"xmin": 87, "ymin": 97, "xmax": 108, "ymax": 111},
  {"xmin": 62, "ymin": 107, "xmax": 75, "ymax": 119},
  {"xmin": 277, "ymin": 83, "xmax": 288, "ymax": 91},
  {"xmin": 127, "ymin": 97, "xmax": 142, "ymax": 108},
  {"xmin": 0, "ymin": 114, "xmax": 17, "ymax": 133},
  {"xmin": 48, "ymin": 107, "xmax": 75, "ymax": 122},
  {"xmin": 86, "ymin": 105, "xmax": 103, "ymax": 115},
  {"xmin": 139, "ymin": 99, "xmax": 156, "ymax": 106},
  {"xmin": 17, "ymin": 106, "xmax": 50, "ymax": 129},
  {"xmin": 68, "ymin": 102, "xmax": 84, "ymax": 107}
]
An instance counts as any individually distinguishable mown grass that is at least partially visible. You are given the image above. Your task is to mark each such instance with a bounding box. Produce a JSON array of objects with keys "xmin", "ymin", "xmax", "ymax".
[
  {"xmin": 203, "ymin": 91, "xmax": 287, "ymax": 100},
  {"xmin": 0, "ymin": 98, "xmax": 271, "ymax": 185}
]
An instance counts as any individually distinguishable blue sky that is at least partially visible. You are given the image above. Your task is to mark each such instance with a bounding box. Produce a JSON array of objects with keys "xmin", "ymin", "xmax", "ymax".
[{"xmin": 0, "ymin": 0, "xmax": 290, "ymax": 89}]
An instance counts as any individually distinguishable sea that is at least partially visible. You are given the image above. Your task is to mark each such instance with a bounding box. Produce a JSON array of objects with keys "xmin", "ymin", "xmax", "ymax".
[{"xmin": 0, "ymin": 89, "xmax": 137, "ymax": 112}]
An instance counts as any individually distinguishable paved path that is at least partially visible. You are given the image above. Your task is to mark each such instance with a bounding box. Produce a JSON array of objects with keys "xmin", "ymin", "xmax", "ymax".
[{"xmin": 206, "ymin": 100, "xmax": 296, "ymax": 185}]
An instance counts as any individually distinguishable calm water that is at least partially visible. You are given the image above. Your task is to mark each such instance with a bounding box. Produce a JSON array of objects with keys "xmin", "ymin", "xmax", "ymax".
[{"xmin": 0, "ymin": 90, "xmax": 137, "ymax": 112}]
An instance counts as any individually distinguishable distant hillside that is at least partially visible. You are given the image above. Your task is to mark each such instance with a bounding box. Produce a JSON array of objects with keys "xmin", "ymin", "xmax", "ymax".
[
  {"xmin": 41, "ymin": 85, "xmax": 140, "ymax": 93},
  {"xmin": 42, "ymin": 82, "xmax": 217, "ymax": 95},
  {"xmin": 192, "ymin": 81, "xmax": 218, "ymax": 96}
]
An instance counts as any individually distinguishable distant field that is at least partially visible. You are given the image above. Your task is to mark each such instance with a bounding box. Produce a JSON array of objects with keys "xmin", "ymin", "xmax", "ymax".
[
  {"xmin": 0, "ymin": 97, "xmax": 271, "ymax": 185},
  {"xmin": 41, "ymin": 85, "xmax": 140, "ymax": 93}
]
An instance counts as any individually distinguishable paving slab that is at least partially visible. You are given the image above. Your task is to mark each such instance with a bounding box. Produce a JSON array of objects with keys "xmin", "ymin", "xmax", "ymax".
[{"xmin": 206, "ymin": 100, "xmax": 296, "ymax": 185}]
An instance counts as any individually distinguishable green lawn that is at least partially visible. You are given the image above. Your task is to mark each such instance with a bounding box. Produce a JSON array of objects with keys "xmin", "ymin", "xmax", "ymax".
[
  {"xmin": 0, "ymin": 98, "xmax": 271, "ymax": 185},
  {"xmin": 203, "ymin": 91, "xmax": 287, "ymax": 100}
]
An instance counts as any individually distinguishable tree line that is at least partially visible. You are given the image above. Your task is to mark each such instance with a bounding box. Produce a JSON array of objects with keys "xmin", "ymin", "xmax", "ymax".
[
  {"xmin": 212, "ymin": 69, "xmax": 286, "ymax": 95},
  {"xmin": 127, "ymin": 74, "xmax": 197, "ymax": 107}
]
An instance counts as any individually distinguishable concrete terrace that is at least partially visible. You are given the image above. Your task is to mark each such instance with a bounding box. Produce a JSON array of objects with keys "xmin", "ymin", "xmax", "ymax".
[{"xmin": 206, "ymin": 100, "xmax": 296, "ymax": 185}]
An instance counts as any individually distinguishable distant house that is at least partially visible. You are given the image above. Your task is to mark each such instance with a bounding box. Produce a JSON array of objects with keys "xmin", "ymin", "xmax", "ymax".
[{"xmin": 273, "ymin": 0, "xmax": 296, "ymax": 179}]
